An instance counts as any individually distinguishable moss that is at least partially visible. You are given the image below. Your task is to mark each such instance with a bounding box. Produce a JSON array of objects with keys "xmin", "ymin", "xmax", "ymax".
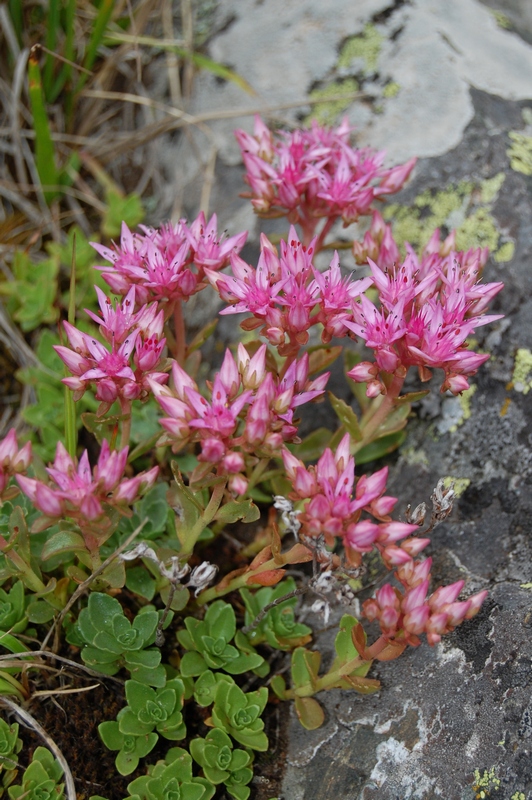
[
  {"xmin": 507, "ymin": 132, "xmax": 532, "ymax": 176},
  {"xmin": 442, "ymin": 476, "xmax": 470, "ymax": 498},
  {"xmin": 382, "ymin": 81, "xmax": 400, "ymax": 99},
  {"xmin": 304, "ymin": 78, "xmax": 359, "ymax": 126},
  {"xmin": 511, "ymin": 348, "xmax": 532, "ymax": 394},
  {"xmin": 338, "ymin": 24, "xmax": 382, "ymax": 73}
]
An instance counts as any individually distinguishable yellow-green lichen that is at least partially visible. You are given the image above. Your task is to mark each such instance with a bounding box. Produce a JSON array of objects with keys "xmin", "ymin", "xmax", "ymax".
[
  {"xmin": 473, "ymin": 767, "xmax": 501, "ymax": 799},
  {"xmin": 494, "ymin": 241, "xmax": 514, "ymax": 263},
  {"xmin": 338, "ymin": 24, "xmax": 382, "ymax": 73},
  {"xmin": 520, "ymin": 582, "xmax": 532, "ymax": 589},
  {"xmin": 490, "ymin": 9, "xmax": 511, "ymax": 29},
  {"xmin": 480, "ymin": 172, "xmax": 505, "ymax": 204},
  {"xmin": 459, "ymin": 383, "xmax": 477, "ymax": 422},
  {"xmin": 384, "ymin": 175, "xmax": 506, "ymax": 255},
  {"xmin": 507, "ymin": 131, "xmax": 532, "ymax": 176},
  {"xmin": 382, "ymin": 81, "xmax": 400, "ymax": 99},
  {"xmin": 510, "ymin": 793, "xmax": 525, "ymax": 800},
  {"xmin": 442, "ymin": 476, "xmax": 471, "ymax": 498},
  {"xmin": 304, "ymin": 78, "xmax": 359, "ymax": 127},
  {"xmin": 400, "ymin": 446, "xmax": 429, "ymax": 467},
  {"xmin": 511, "ymin": 348, "xmax": 532, "ymax": 394}
]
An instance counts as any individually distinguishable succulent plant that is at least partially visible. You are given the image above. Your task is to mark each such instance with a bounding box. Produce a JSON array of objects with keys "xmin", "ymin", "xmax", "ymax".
[
  {"xmin": 125, "ymin": 747, "xmax": 215, "ymax": 800},
  {"xmin": 117, "ymin": 678, "xmax": 186, "ymax": 740},
  {"xmin": 210, "ymin": 680, "xmax": 268, "ymax": 751},
  {"xmin": 177, "ymin": 600, "xmax": 264, "ymax": 677},
  {"xmin": 98, "ymin": 722, "xmax": 158, "ymax": 776},
  {"xmin": 240, "ymin": 577, "xmax": 312, "ymax": 650},
  {"xmin": 0, "ymin": 582, "xmax": 27, "ymax": 635},
  {"xmin": 7, "ymin": 747, "xmax": 63, "ymax": 800},
  {"xmin": 72, "ymin": 592, "xmax": 166, "ymax": 686},
  {"xmin": 190, "ymin": 729, "xmax": 253, "ymax": 800}
]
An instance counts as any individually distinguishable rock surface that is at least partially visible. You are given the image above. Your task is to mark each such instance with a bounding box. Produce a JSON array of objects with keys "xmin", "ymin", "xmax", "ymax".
[{"xmin": 182, "ymin": 1, "xmax": 532, "ymax": 797}]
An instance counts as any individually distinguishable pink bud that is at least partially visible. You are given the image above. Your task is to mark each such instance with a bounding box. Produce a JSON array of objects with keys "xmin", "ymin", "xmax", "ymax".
[
  {"xmin": 347, "ymin": 361, "xmax": 378, "ymax": 383},
  {"xmin": 403, "ymin": 604, "xmax": 430, "ymax": 634},
  {"xmin": 0, "ymin": 430, "xmax": 18, "ymax": 464},
  {"xmin": 201, "ymin": 438, "xmax": 225, "ymax": 463},
  {"xmin": 402, "ymin": 580, "xmax": 429, "ymax": 613},
  {"xmin": 222, "ymin": 451, "xmax": 245, "ymax": 474},
  {"xmin": 35, "ymin": 483, "xmax": 64, "ymax": 516},
  {"xmin": 429, "ymin": 580, "xmax": 465, "ymax": 611},
  {"xmin": 378, "ymin": 521, "xmax": 420, "ymax": 545},
  {"xmin": 229, "ymin": 474, "xmax": 248, "ymax": 495},
  {"xmin": 345, "ymin": 520, "xmax": 380, "ymax": 550},
  {"xmin": 465, "ymin": 590, "xmax": 488, "ymax": 618},
  {"xmin": 442, "ymin": 374, "xmax": 470, "ymax": 394}
]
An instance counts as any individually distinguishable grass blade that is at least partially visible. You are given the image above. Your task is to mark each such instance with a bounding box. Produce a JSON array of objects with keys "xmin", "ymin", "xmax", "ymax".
[
  {"xmin": 64, "ymin": 235, "xmax": 78, "ymax": 458},
  {"xmin": 103, "ymin": 31, "xmax": 257, "ymax": 95},
  {"xmin": 77, "ymin": 0, "xmax": 115, "ymax": 92},
  {"xmin": 27, "ymin": 49, "xmax": 59, "ymax": 204},
  {"xmin": 43, "ymin": 0, "xmax": 60, "ymax": 99}
]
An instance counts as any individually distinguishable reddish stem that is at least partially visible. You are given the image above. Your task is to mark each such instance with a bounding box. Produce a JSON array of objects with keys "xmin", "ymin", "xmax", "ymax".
[{"xmin": 173, "ymin": 299, "xmax": 186, "ymax": 366}]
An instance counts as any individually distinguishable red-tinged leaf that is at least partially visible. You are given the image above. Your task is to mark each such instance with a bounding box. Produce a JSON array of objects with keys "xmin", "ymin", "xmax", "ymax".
[
  {"xmin": 283, "ymin": 544, "xmax": 313, "ymax": 564},
  {"xmin": 342, "ymin": 675, "xmax": 381, "ymax": 694},
  {"xmin": 374, "ymin": 641, "xmax": 407, "ymax": 661},
  {"xmin": 294, "ymin": 696, "xmax": 325, "ymax": 730},
  {"xmin": 249, "ymin": 546, "xmax": 272, "ymax": 570},
  {"xmin": 329, "ymin": 392, "xmax": 363, "ymax": 441},
  {"xmin": 308, "ymin": 345, "xmax": 342, "ymax": 376},
  {"xmin": 247, "ymin": 569, "xmax": 285, "ymax": 586},
  {"xmin": 395, "ymin": 390, "xmax": 430, "ymax": 405},
  {"xmin": 351, "ymin": 622, "xmax": 371, "ymax": 659},
  {"xmin": 271, "ymin": 523, "xmax": 283, "ymax": 564}
]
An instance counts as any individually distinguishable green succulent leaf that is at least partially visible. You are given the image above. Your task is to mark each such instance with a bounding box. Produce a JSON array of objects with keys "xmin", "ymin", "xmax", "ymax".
[{"xmin": 211, "ymin": 682, "xmax": 268, "ymax": 751}]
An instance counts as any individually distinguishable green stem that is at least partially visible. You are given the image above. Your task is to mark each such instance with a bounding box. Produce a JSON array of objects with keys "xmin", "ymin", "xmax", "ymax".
[
  {"xmin": 313, "ymin": 217, "xmax": 336, "ymax": 254},
  {"xmin": 196, "ymin": 553, "xmax": 288, "ymax": 606},
  {"xmin": 179, "ymin": 479, "xmax": 227, "ymax": 558},
  {"xmin": 354, "ymin": 371, "xmax": 406, "ymax": 451},
  {"xmin": 119, "ymin": 398, "xmax": 132, "ymax": 449},
  {"xmin": 246, "ymin": 458, "xmax": 270, "ymax": 493},
  {"xmin": 173, "ymin": 299, "xmax": 186, "ymax": 366},
  {"xmin": 0, "ymin": 535, "xmax": 48, "ymax": 595}
]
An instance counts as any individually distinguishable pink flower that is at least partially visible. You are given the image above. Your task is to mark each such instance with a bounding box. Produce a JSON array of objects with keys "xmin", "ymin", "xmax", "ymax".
[{"xmin": 16, "ymin": 441, "xmax": 159, "ymax": 525}]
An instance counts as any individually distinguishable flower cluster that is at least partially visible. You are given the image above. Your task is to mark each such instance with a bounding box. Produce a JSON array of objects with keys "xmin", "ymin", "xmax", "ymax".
[
  {"xmin": 235, "ymin": 116, "xmax": 416, "ymax": 236},
  {"xmin": 54, "ymin": 286, "xmax": 168, "ymax": 413},
  {"xmin": 16, "ymin": 440, "xmax": 158, "ymax": 529},
  {"xmin": 207, "ymin": 227, "xmax": 372, "ymax": 352},
  {"xmin": 347, "ymin": 215, "xmax": 504, "ymax": 394},
  {"xmin": 281, "ymin": 434, "xmax": 418, "ymax": 564},
  {"xmin": 92, "ymin": 212, "xmax": 247, "ymax": 308},
  {"xmin": 150, "ymin": 344, "xmax": 328, "ymax": 494},
  {"xmin": 363, "ymin": 569, "xmax": 487, "ymax": 648}
]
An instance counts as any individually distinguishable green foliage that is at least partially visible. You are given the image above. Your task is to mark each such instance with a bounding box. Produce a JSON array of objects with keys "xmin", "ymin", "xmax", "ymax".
[
  {"xmin": 190, "ymin": 729, "xmax": 253, "ymax": 800},
  {"xmin": 7, "ymin": 747, "xmax": 63, "ymax": 800},
  {"xmin": 117, "ymin": 679, "xmax": 186, "ymax": 741},
  {"xmin": 0, "ymin": 582, "xmax": 27, "ymax": 634},
  {"xmin": 0, "ymin": 719, "xmax": 22, "ymax": 794},
  {"xmin": 193, "ymin": 670, "xmax": 234, "ymax": 709},
  {"xmin": 125, "ymin": 747, "xmax": 215, "ymax": 800},
  {"xmin": 177, "ymin": 601, "xmax": 265, "ymax": 677},
  {"xmin": 240, "ymin": 578, "xmax": 312, "ymax": 650},
  {"xmin": 0, "ymin": 253, "xmax": 58, "ymax": 332},
  {"xmin": 97, "ymin": 721, "xmax": 158, "ymax": 777},
  {"xmin": 72, "ymin": 592, "xmax": 166, "ymax": 686},
  {"xmin": 210, "ymin": 681, "xmax": 268, "ymax": 751}
]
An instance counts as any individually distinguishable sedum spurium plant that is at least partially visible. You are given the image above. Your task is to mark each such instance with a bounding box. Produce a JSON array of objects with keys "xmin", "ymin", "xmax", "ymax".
[{"xmin": 0, "ymin": 116, "xmax": 500, "ymax": 798}]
